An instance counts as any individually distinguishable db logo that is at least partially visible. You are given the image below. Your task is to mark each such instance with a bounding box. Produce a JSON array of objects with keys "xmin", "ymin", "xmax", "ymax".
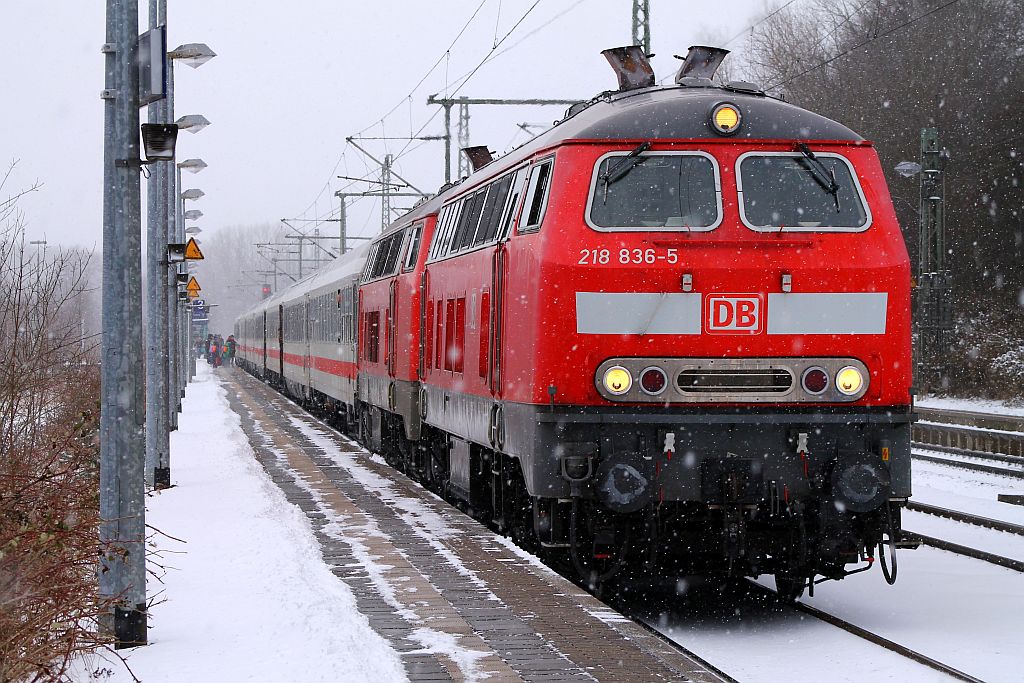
[{"xmin": 705, "ymin": 294, "xmax": 763, "ymax": 334}]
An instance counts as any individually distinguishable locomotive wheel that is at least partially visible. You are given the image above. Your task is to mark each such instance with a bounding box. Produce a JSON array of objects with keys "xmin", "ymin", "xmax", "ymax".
[{"xmin": 773, "ymin": 573, "xmax": 806, "ymax": 603}]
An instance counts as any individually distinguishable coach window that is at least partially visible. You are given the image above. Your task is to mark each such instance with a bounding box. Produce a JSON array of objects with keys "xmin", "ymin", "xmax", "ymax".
[
  {"xmin": 518, "ymin": 158, "xmax": 554, "ymax": 233},
  {"xmin": 737, "ymin": 152, "xmax": 870, "ymax": 232},
  {"xmin": 587, "ymin": 151, "xmax": 721, "ymax": 232}
]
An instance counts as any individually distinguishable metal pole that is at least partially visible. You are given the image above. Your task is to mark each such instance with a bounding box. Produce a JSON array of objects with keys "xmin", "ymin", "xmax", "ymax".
[
  {"xmin": 381, "ymin": 154, "xmax": 393, "ymax": 231},
  {"xmin": 632, "ymin": 0, "xmax": 651, "ymax": 54},
  {"xmin": 443, "ymin": 103, "xmax": 452, "ymax": 184},
  {"xmin": 457, "ymin": 99, "xmax": 470, "ymax": 179},
  {"xmin": 339, "ymin": 196, "xmax": 347, "ymax": 255},
  {"xmin": 100, "ymin": 0, "xmax": 147, "ymax": 647},
  {"xmin": 166, "ymin": 61, "xmax": 179, "ymax": 432},
  {"xmin": 145, "ymin": 0, "xmax": 170, "ymax": 489}
]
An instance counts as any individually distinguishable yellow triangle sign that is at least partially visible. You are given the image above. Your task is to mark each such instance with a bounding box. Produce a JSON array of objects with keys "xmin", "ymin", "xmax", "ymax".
[
  {"xmin": 184, "ymin": 237, "xmax": 204, "ymax": 260},
  {"xmin": 186, "ymin": 276, "xmax": 201, "ymax": 293}
]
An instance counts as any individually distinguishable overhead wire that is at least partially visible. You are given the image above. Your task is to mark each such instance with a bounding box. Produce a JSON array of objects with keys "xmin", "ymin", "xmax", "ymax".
[
  {"xmin": 293, "ymin": 0, "xmax": 492, "ymax": 224},
  {"xmin": 302, "ymin": 0, "xmax": 589, "ymax": 231}
]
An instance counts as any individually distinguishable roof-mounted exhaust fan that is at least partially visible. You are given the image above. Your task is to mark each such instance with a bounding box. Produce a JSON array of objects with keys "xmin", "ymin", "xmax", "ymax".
[
  {"xmin": 675, "ymin": 45, "xmax": 730, "ymax": 85},
  {"xmin": 601, "ymin": 46, "xmax": 656, "ymax": 92},
  {"xmin": 462, "ymin": 146, "xmax": 494, "ymax": 172}
]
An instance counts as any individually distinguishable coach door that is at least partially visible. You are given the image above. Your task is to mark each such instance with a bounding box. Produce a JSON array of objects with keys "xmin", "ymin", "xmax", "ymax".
[
  {"xmin": 387, "ymin": 279, "xmax": 397, "ymax": 378},
  {"xmin": 277, "ymin": 304, "xmax": 285, "ymax": 379},
  {"xmin": 261, "ymin": 311, "xmax": 267, "ymax": 375},
  {"xmin": 303, "ymin": 295, "xmax": 312, "ymax": 395},
  {"xmin": 488, "ymin": 165, "xmax": 530, "ymax": 399},
  {"xmin": 489, "ymin": 244, "xmax": 507, "ymax": 398}
]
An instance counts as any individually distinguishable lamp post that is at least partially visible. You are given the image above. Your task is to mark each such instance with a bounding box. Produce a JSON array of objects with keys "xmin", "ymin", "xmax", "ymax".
[
  {"xmin": 164, "ymin": 42, "xmax": 214, "ymax": 436},
  {"xmin": 178, "ymin": 159, "xmax": 205, "ymax": 382}
]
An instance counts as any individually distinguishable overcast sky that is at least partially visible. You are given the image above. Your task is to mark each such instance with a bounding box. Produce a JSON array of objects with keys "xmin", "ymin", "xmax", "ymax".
[{"xmin": 1, "ymin": 0, "xmax": 766, "ymax": 251}]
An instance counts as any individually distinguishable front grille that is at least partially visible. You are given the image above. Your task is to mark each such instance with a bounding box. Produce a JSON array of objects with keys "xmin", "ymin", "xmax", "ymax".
[{"xmin": 677, "ymin": 368, "xmax": 793, "ymax": 393}]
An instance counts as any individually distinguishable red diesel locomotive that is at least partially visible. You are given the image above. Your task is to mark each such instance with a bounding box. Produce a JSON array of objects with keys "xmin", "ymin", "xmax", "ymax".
[{"xmin": 236, "ymin": 46, "xmax": 915, "ymax": 599}]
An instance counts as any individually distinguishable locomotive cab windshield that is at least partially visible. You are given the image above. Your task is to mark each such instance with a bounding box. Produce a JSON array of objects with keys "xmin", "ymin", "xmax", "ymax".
[{"xmin": 737, "ymin": 151, "xmax": 870, "ymax": 231}]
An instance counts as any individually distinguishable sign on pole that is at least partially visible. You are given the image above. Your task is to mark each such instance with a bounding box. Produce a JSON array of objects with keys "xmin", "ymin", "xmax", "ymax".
[
  {"xmin": 184, "ymin": 237, "xmax": 204, "ymax": 260},
  {"xmin": 138, "ymin": 26, "xmax": 167, "ymax": 106}
]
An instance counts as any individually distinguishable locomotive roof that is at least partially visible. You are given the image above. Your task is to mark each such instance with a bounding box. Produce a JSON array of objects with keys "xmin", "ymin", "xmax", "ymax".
[
  {"xmin": 390, "ymin": 83, "xmax": 863, "ymax": 227},
  {"xmin": 551, "ymin": 84, "xmax": 862, "ymax": 143}
]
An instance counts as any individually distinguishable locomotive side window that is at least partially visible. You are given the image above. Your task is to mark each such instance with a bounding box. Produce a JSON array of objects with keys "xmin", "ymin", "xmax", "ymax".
[
  {"xmin": 427, "ymin": 165, "xmax": 528, "ymax": 261},
  {"xmin": 363, "ymin": 228, "xmax": 408, "ymax": 281},
  {"xmin": 451, "ymin": 190, "xmax": 486, "ymax": 253},
  {"xmin": 497, "ymin": 167, "xmax": 529, "ymax": 241},
  {"xmin": 519, "ymin": 158, "xmax": 554, "ymax": 233},
  {"xmin": 587, "ymin": 152, "xmax": 721, "ymax": 231},
  {"xmin": 428, "ymin": 202, "xmax": 461, "ymax": 260},
  {"xmin": 473, "ymin": 176, "xmax": 512, "ymax": 246},
  {"xmin": 737, "ymin": 152, "xmax": 870, "ymax": 232},
  {"xmin": 402, "ymin": 221, "xmax": 424, "ymax": 271}
]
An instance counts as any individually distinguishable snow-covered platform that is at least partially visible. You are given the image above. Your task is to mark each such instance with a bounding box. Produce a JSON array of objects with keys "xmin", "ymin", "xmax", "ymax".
[{"xmin": 219, "ymin": 367, "xmax": 728, "ymax": 682}]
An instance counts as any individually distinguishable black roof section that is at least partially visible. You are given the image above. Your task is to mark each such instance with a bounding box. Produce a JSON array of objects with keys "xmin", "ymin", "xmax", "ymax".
[{"xmin": 558, "ymin": 85, "xmax": 862, "ymax": 142}]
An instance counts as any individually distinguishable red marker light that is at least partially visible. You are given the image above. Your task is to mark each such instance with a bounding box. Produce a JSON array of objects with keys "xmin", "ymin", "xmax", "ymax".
[
  {"xmin": 640, "ymin": 367, "xmax": 667, "ymax": 395},
  {"xmin": 802, "ymin": 367, "xmax": 828, "ymax": 395}
]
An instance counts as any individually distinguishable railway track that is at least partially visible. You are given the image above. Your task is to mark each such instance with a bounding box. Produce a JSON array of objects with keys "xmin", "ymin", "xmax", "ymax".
[
  {"xmin": 904, "ymin": 501, "xmax": 1024, "ymax": 572},
  {"xmin": 785, "ymin": 595, "xmax": 986, "ymax": 683},
  {"xmin": 912, "ymin": 447, "xmax": 1024, "ymax": 479},
  {"xmin": 628, "ymin": 580, "xmax": 989, "ymax": 683}
]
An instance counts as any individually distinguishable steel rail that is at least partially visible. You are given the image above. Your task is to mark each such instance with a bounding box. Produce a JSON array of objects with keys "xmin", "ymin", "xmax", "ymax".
[
  {"xmin": 906, "ymin": 501, "xmax": 1024, "ymax": 536},
  {"xmin": 790, "ymin": 599, "xmax": 985, "ymax": 683},
  {"xmin": 912, "ymin": 451, "xmax": 1024, "ymax": 479},
  {"xmin": 904, "ymin": 532, "xmax": 1024, "ymax": 572},
  {"xmin": 747, "ymin": 583, "xmax": 985, "ymax": 683},
  {"xmin": 911, "ymin": 440, "xmax": 1024, "ymax": 466}
]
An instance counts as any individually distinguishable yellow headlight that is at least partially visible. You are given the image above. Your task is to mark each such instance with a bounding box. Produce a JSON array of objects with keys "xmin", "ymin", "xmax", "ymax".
[
  {"xmin": 711, "ymin": 103, "xmax": 741, "ymax": 135},
  {"xmin": 602, "ymin": 366, "xmax": 632, "ymax": 395},
  {"xmin": 835, "ymin": 366, "xmax": 864, "ymax": 396}
]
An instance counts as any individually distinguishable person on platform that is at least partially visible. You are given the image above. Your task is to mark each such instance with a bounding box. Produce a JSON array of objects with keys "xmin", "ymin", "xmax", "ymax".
[
  {"xmin": 208, "ymin": 337, "xmax": 220, "ymax": 367},
  {"xmin": 225, "ymin": 335, "xmax": 237, "ymax": 365}
]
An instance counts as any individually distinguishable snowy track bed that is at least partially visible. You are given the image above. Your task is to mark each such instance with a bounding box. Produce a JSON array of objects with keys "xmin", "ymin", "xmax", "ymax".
[
  {"xmin": 912, "ymin": 455, "xmax": 1024, "ymax": 528},
  {"xmin": 631, "ymin": 542, "xmax": 1024, "ymax": 683}
]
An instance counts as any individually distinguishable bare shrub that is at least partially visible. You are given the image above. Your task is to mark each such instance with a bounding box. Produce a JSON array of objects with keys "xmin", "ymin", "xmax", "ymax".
[{"xmin": 0, "ymin": 163, "xmax": 110, "ymax": 682}]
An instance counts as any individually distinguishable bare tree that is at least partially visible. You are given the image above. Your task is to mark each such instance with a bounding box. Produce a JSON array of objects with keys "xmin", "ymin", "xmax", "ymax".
[
  {"xmin": 739, "ymin": 0, "xmax": 1024, "ymax": 395},
  {"xmin": 0, "ymin": 162, "xmax": 110, "ymax": 681}
]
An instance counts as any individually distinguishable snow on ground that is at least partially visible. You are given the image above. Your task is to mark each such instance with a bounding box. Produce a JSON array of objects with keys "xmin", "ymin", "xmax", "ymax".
[
  {"xmin": 912, "ymin": 457, "xmax": 1024, "ymax": 527},
  {"xmin": 917, "ymin": 396, "xmax": 1024, "ymax": 417},
  {"xmin": 677, "ymin": 544, "xmax": 1024, "ymax": 683},
  {"xmin": 798, "ymin": 547, "xmax": 1024, "ymax": 683},
  {"xmin": 73, "ymin": 365, "xmax": 406, "ymax": 683}
]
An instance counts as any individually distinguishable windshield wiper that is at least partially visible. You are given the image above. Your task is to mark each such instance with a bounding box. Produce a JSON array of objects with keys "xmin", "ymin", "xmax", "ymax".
[
  {"xmin": 796, "ymin": 143, "xmax": 841, "ymax": 213},
  {"xmin": 601, "ymin": 141, "xmax": 651, "ymax": 203}
]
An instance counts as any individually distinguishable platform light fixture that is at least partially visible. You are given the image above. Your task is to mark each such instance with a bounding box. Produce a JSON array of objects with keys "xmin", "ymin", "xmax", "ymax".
[{"xmin": 140, "ymin": 123, "xmax": 178, "ymax": 162}]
